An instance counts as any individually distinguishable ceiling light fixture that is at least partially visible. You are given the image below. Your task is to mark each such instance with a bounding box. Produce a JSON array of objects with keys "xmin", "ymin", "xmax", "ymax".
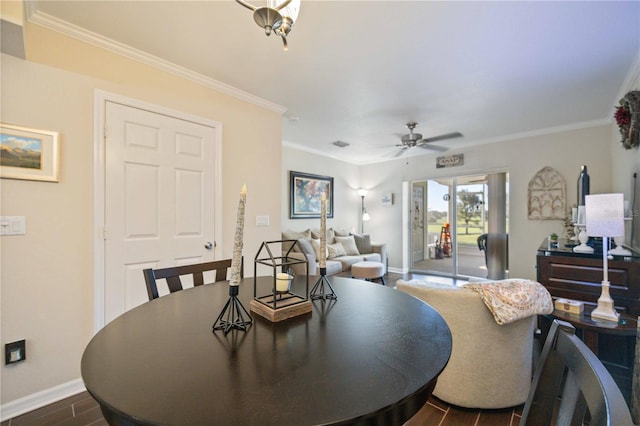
[{"xmin": 235, "ymin": 0, "xmax": 300, "ymax": 50}]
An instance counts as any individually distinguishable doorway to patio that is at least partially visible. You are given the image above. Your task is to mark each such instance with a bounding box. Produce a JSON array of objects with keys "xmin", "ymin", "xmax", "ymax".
[{"xmin": 410, "ymin": 172, "xmax": 509, "ymax": 280}]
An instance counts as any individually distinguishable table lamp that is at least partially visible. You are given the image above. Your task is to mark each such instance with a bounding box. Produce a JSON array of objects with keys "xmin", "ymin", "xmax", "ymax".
[{"xmin": 585, "ymin": 193, "xmax": 624, "ymax": 322}]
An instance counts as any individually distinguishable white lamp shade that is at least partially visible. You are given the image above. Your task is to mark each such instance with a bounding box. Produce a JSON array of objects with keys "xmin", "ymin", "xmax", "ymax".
[
  {"xmin": 585, "ymin": 193, "xmax": 625, "ymax": 237},
  {"xmin": 362, "ymin": 212, "xmax": 371, "ymax": 221},
  {"xmin": 357, "ymin": 188, "xmax": 368, "ymax": 197}
]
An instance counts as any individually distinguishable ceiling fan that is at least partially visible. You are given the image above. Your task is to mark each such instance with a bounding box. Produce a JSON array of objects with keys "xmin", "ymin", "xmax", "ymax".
[{"xmin": 393, "ymin": 122, "xmax": 463, "ymax": 157}]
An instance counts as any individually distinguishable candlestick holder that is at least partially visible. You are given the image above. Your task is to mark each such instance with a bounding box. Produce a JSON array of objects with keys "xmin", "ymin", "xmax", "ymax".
[
  {"xmin": 250, "ymin": 240, "xmax": 312, "ymax": 322},
  {"xmin": 572, "ymin": 225, "xmax": 594, "ymax": 253},
  {"xmin": 310, "ymin": 268, "xmax": 337, "ymax": 300},
  {"xmin": 213, "ymin": 285, "xmax": 253, "ymax": 335}
]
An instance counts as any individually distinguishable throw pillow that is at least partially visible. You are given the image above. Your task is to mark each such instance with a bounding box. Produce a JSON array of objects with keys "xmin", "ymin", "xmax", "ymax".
[
  {"xmin": 335, "ymin": 235, "xmax": 360, "ymax": 256},
  {"xmin": 310, "ymin": 239, "xmax": 329, "ymax": 260},
  {"xmin": 295, "ymin": 238, "xmax": 315, "ymax": 259},
  {"xmin": 311, "ymin": 227, "xmax": 336, "ymax": 244},
  {"xmin": 334, "ymin": 228, "xmax": 350, "ymax": 237},
  {"xmin": 327, "ymin": 242, "xmax": 347, "ymax": 259},
  {"xmin": 350, "ymin": 233, "xmax": 372, "ymax": 254},
  {"xmin": 282, "ymin": 229, "xmax": 312, "ymax": 252}
]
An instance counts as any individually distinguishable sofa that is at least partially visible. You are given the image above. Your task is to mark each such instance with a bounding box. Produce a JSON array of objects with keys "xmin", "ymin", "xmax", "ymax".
[
  {"xmin": 281, "ymin": 228, "xmax": 387, "ymax": 276},
  {"xmin": 396, "ymin": 279, "xmax": 540, "ymax": 409}
]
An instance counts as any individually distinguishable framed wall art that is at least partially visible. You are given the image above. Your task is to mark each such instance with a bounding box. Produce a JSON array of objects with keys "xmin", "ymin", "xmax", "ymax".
[
  {"xmin": 289, "ymin": 171, "xmax": 334, "ymax": 219},
  {"xmin": 0, "ymin": 123, "xmax": 59, "ymax": 182}
]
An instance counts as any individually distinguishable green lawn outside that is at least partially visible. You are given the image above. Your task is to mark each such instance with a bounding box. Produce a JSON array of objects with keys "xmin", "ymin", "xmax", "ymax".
[{"xmin": 426, "ymin": 220, "xmax": 485, "ymax": 246}]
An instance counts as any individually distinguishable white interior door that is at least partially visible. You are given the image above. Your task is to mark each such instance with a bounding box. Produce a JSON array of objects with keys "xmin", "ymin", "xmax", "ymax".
[{"xmin": 104, "ymin": 101, "xmax": 217, "ymax": 323}]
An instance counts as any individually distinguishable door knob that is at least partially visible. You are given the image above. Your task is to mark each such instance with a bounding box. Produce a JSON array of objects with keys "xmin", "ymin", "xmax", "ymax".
[{"xmin": 204, "ymin": 242, "xmax": 214, "ymax": 250}]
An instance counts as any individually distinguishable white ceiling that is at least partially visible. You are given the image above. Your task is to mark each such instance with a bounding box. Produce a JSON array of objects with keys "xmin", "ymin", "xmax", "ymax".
[{"xmin": 28, "ymin": 1, "xmax": 640, "ymax": 165}]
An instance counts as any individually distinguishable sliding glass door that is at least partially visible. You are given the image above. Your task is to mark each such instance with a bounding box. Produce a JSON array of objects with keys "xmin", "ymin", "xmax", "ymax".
[{"xmin": 411, "ymin": 172, "xmax": 509, "ymax": 279}]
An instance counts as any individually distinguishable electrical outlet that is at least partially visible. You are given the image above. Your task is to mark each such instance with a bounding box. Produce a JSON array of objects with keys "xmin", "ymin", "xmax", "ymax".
[{"xmin": 5, "ymin": 340, "xmax": 26, "ymax": 365}]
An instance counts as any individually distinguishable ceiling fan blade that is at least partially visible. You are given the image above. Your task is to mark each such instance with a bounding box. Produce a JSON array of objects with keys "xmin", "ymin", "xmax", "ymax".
[
  {"xmin": 418, "ymin": 144, "xmax": 448, "ymax": 152},
  {"xmin": 394, "ymin": 147, "xmax": 409, "ymax": 157},
  {"xmin": 422, "ymin": 132, "xmax": 463, "ymax": 143}
]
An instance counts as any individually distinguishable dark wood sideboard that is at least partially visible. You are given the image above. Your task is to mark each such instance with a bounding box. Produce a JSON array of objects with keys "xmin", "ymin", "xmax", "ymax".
[{"xmin": 536, "ymin": 238, "xmax": 639, "ymax": 403}]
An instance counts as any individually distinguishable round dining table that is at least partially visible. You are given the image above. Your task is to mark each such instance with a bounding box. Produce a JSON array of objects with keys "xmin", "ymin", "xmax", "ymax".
[{"xmin": 81, "ymin": 276, "xmax": 452, "ymax": 425}]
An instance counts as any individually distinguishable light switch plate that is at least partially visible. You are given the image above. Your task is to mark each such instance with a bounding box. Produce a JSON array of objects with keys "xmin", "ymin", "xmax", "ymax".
[
  {"xmin": 256, "ymin": 215, "xmax": 270, "ymax": 226},
  {"xmin": 0, "ymin": 216, "xmax": 26, "ymax": 236}
]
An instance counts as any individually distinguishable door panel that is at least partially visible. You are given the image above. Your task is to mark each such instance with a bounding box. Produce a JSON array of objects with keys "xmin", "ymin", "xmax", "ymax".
[
  {"xmin": 104, "ymin": 101, "xmax": 216, "ymax": 322},
  {"xmin": 411, "ymin": 183, "xmax": 425, "ymax": 262},
  {"xmin": 176, "ymin": 169, "xmax": 204, "ymax": 236},
  {"xmin": 124, "ymin": 163, "xmax": 159, "ymax": 238},
  {"xmin": 411, "ymin": 173, "xmax": 508, "ymax": 279},
  {"xmin": 454, "ymin": 179, "xmax": 486, "ymax": 277}
]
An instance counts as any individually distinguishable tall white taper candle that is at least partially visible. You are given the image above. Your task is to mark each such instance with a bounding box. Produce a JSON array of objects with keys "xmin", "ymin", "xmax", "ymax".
[
  {"xmin": 319, "ymin": 192, "xmax": 327, "ymax": 269},
  {"xmin": 230, "ymin": 184, "xmax": 246, "ymax": 286}
]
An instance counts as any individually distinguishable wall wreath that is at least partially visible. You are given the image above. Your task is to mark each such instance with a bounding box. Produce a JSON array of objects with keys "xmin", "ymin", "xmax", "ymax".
[{"xmin": 615, "ymin": 90, "xmax": 640, "ymax": 149}]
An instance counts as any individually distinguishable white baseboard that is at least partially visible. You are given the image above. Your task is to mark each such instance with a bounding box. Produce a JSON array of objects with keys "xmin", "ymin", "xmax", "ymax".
[
  {"xmin": 387, "ymin": 266, "xmax": 407, "ymax": 274},
  {"xmin": 0, "ymin": 378, "xmax": 86, "ymax": 422}
]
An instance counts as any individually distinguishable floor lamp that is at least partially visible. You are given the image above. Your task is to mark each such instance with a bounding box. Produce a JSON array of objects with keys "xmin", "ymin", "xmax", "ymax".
[
  {"xmin": 585, "ymin": 193, "xmax": 625, "ymax": 323},
  {"xmin": 358, "ymin": 188, "xmax": 370, "ymax": 233}
]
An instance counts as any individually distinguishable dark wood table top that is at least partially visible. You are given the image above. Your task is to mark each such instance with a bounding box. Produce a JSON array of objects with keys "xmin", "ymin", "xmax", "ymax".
[{"xmin": 81, "ymin": 276, "xmax": 452, "ymax": 425}]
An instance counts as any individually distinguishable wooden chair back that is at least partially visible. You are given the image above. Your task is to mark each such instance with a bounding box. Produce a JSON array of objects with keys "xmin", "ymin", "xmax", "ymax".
[
  {"xmin": 143, "ymin": 258, "xmax": 240, "ymax": 301},
  {"xmin": 520, "ymin": 319, "xmax": 633, "ymax": 426}
]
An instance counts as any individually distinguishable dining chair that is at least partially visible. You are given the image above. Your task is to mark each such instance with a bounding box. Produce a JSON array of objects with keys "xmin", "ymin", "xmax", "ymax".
[
  {"xmin": 143, "ymin": 258, "xmax": 240, "ymax": 301},
  {"xmin": 520, "ymin": 319, "xmax": 633, "ymax": 426}
]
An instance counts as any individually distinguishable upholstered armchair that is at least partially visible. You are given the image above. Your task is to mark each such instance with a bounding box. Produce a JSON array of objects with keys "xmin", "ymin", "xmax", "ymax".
[{"xmin": 396, "ymin": 279, "xmax": 537, "ymax": 409}]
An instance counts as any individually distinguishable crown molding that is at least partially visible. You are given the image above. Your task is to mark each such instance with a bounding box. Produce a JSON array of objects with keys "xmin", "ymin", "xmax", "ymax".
[
  {"xmin": 614, "ymin": 52, "xmax": 640, "ymax": 108},
  {"xmin": 470, "ymin": 118, "xmax": 612, "ymax": 147},
  {"xmin": 25, "ymin": 6, "xmax": 287, "ymax": 115}
]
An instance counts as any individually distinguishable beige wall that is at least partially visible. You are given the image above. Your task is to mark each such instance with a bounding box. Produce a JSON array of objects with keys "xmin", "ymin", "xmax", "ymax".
[
  {"xmin": 1, "ymin": 21, "xmax": 282, "ymax": 405},
  {"xmin": 282, "ymin": 147, "xmax": 360, "ymax": 233},
  {"xmin": 358, "ymin": 125, "xmax": 614, "ymax": 279},
  {"xmin": 282, "ymin": 125, "xmax": 616, "ymax": 278},
  {"xmin": 283, "ymin": 125, "xmax": 624, "ymax": 279},
  {"xmin": 611, "ymin": 72, "xmax": 640, "ymax": 207},
  {"xmin": 610, "ymin": 71, "xmax": 640, "ymax": 247}
]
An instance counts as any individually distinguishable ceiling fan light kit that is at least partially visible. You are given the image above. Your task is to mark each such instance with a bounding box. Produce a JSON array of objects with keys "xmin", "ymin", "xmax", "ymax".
[{"xmin": 236, "ymin": 0, "xmax": 300, "ymax": 50}]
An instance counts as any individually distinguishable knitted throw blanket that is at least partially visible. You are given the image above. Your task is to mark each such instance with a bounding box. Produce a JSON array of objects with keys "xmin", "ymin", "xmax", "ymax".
[{"xmin": 463, "ymin": 279, "xmax": 553, "ymax": 325}]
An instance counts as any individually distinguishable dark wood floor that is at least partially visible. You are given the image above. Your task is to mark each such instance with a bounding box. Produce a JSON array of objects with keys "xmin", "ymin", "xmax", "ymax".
[
  {"xmin": 1, "ymin": 390, "xmax": 524, "ymax": 426},
  {"xmin": 0, "ymin": 392, "xmax": 107, "ymax": 426},
  {"xmin": 2, "ymin": 271, "xmax": 525, "ymax": 426}
]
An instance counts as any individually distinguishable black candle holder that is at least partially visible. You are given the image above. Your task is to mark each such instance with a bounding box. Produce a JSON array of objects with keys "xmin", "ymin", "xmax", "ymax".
[
  {"xmin": 213, "ymin": 285, "xmax": 253, "ymax": 335},
  {"xmin": 310, "ymin": 267, "xmax": 337, "ymax": 300},
  {"xmin": 250, "ymin": 240, "xmax": 312, "ymax": 322}
]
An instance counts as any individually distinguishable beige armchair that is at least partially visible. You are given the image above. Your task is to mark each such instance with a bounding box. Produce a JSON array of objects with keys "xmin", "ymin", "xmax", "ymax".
[{"xmin": 396, "ymin": 279, "xmax": 535, "ymax": 409}]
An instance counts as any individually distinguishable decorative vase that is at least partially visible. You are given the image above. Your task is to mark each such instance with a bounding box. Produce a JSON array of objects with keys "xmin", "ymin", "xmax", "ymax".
[{"xmin": 577, "ymin": 165, "xmax": 590, "ymax": 206}]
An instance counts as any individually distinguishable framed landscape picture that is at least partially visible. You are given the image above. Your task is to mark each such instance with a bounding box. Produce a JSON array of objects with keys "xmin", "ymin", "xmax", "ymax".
[
  {"xmin": 0, "ymin": 123, "xmax": 59, "ymax": 182},
  {"xmin": 290, "ymin": 171, "xmax": 334, "ymax": 219}
]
